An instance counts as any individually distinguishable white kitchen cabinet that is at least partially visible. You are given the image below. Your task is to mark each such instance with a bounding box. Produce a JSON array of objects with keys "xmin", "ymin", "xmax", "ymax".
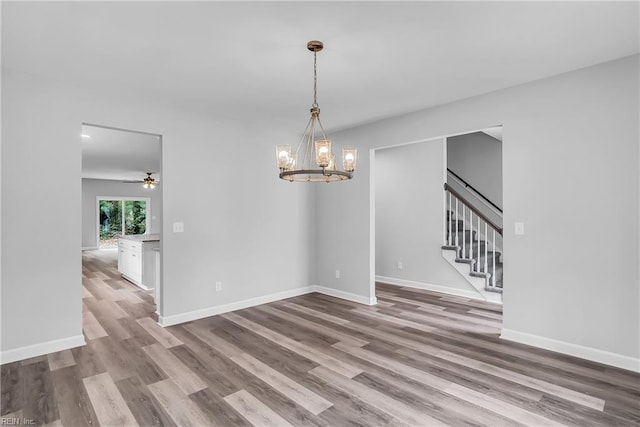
[{"xmin": 117, "ymin": 235, "xmax": 160, "ymax": 290}]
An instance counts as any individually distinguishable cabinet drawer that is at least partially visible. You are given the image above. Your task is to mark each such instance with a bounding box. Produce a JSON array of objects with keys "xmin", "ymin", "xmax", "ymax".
[
  {"xmin": 129, "ymin": 241, "xmax": 142, "ymax": 251},
  {"xmin": 119, "ymin": 239, "xmax": 142, "ymax": 251}
]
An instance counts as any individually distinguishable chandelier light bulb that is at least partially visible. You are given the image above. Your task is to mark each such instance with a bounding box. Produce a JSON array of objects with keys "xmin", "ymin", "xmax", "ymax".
[
  {"xmin": 315, "ymin": 139, "xmax": 332, "ymax": 168},
  {"xmin": 275, "ymin": 145, "xmax": 292, "ymax": 170},
  {"xmin": 342, "ymin": 148, "xmax": 357, "ymax": 172}
]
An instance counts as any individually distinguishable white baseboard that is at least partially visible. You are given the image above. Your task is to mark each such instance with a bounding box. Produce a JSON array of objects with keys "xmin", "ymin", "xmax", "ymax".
[
  {"xmin": 501, "ymin": 328, "xmax": 640, "ymax": 373},
  {"xmin": 0, "ymin": 335, "xmax": 86, "ymax": 365},
  {"xmin": 376, "ymin": 275, "xmax": 486, "ymax": 301},
  {"xmin": 314, "ymin": 285, "xmax": 377, "ymax": 306},
  {"xmin": 81, "ymin": 246, "xmax": 99, "ymax": 251},
  {"xmin": 158, "ymin": 285, "xmax": 377, "ymax": 327},
  {"xmin": 159, "ymin": 286, "xmax": 316, "ymax": 327}
]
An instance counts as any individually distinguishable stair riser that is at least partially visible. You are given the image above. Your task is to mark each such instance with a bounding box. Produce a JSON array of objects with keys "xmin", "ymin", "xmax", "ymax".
[{"xmin": 458, "ymin": 250, "xmax": 501, "ymax": 262}]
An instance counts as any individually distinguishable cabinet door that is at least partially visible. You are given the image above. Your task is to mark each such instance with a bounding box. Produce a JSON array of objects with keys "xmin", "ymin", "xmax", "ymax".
[
  {"xmin": 118, "ymin": 245, "xmax": 127, "ymax": 273},
  {"xmin": 128, "ymin": 250, "xmax": 143, "ymax": 283}
]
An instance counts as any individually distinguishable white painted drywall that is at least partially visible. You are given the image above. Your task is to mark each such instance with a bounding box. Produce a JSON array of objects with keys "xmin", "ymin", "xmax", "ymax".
[
  {"xmin": 375, "ymin": 140, "xmax": 472, "ymax": 291},
  {"xmin": 1, "ymin": 68, "xmax": 314, "ymax": 356},
  {"xmin": 81, "ymin": 178, "xmax": 162, "ymax": 249},
  {"xmin": 316, "ymin": 55, "xmax": 639, "ymax": 362},
  {"xmin": 447, "ymin": 131, "xmax": 503, "ymax": 209}
]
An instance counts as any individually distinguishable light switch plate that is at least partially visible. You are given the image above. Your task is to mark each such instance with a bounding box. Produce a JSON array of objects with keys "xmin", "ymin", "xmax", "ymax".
[
  {"xmin": 515, "ymin": 222, "xmax": 525, "ymax": 235},
  {"xmin": 173, "ymin": 222, "xmax": 184, "ymax": 233}
]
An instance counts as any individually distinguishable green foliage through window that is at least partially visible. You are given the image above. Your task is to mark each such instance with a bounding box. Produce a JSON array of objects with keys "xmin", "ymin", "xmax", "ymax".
[
  {"xmin": 99, "ymin": 199, "xmax": 147, "ymax": 246},
  {"xmin": 125, "ymin": 200, "xmax": 147, "ymax": 235}
]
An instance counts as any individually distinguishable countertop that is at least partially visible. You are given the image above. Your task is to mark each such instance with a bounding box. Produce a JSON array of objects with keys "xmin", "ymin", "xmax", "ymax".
[{"xmin": 118, "ymin": 234, "xmax": 160, "ymax": 242}]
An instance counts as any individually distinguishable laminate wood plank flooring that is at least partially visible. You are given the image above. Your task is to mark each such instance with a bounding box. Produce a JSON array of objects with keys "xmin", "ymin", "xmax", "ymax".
[
  {"xmin": 229, "ymin": 352, "xmax": 333, "ymax": 415},
  {"xmin": 222, "ymin": 312, "xmax": 363, "ymax": 379},
  {"xmin": 148, "ymin": 378, "xmax": 211, "ymax": 427},
  {"xmin": 142, "ymin": 343, "xmax": 208, "ymax": 394},
  {"xmin": 224, "ymin": 389, "xmax": 294, "ymax": 427},
  {"xmin": 256, "ymin": 305, "xmax": 370, "ymax": 347},
  {"xmin": 50, "ymin": 366, "xmax": 99, "ymax": 427},
  {"xmin": 82, "ymin": 310, "xmax": 108, "ymax": 340},
  {"xmin": 138, "ymin": 317, "xmax": 184, "ymax": 348},
  {"xmin": 1, "ymin": 249, "xmax": 639, "ymax": 426},
  {"xmin": 46, "ymin": 351, "xmax": 75, "ymax": 372},
  {"xmin": 82, "ymin": 372, "xmax": 138, "ymax": 426}
]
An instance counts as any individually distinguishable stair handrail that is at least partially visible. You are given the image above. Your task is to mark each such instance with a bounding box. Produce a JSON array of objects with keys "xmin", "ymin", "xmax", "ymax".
[
  {"xmin": 444, "ymin": 183, "xmax": 503, "ymax": 235},
  {"xmin": 447, "ymin": 168, "xmax": 503, "ymax": 214}
]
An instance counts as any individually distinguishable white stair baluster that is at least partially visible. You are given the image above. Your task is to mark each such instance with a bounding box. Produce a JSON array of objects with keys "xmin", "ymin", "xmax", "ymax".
[
  {"xmin": 492, "ymin": 229, "xmax": 496, "ymax": 287},
  {"xmin": 469, "ymin": 211, "xmax": 473, "ymax": 260},
  {"xmin": 462, "ymin": 204, "xmax": 465, "ymax": 259},
  {"xmin": 448, "ymin": 192, "xmax": 452, "ymax": 246},
  {"xmin": 484, "ymin": 222, "xmax": 488, "ymax": 274},
  {"xmin": 455, "ymin": 198, "xmax": 459, "ymax": 248},
  {"xmin": 476, "ymin": 216, "xmax": 480, "ymax": 272}
]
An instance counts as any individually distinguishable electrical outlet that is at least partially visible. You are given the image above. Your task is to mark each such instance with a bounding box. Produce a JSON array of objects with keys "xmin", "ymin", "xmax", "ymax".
[
  {"xmin": 397, "ymin": 261, "xmax": 403, "ymax": 270},
  {"xmin": 215, "ymin": 281, "xmax": 222, "ymax": 291},
  {"xmin": 335, "ymin": 270, "xmax": 341, "ymax": 279},
  {"xmin": 173, "ymin": 222, "xmax": 184, "ymax": 233}
]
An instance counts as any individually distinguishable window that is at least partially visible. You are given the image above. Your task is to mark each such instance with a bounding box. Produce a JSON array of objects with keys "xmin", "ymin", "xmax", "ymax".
[{"xmin": 98, "ymin": 198, "xmax": 150, "ymax": 247}]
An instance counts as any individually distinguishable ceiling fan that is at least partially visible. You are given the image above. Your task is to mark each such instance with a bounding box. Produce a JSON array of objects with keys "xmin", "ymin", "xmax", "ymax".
[{"xmin": 123, "ymin": 172, "xmax": 160, "ymax": 189}]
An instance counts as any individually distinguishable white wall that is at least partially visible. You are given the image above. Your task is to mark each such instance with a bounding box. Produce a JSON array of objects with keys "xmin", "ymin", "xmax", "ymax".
[
  {"xmin": 82, "ymin": 178, "xmax": 162, "ymax": 249},
  {"xmin": 316, "ymin": 55, "xmax": 639, "ymax": 369},
  {"xmin": 1, "ymin": 68, "xmax": 314, "ymax": 359},
  {"xmin": 375, "ymin": 140, "xmax": 471, "ymax": 291},
  {"xmin": 447, "ymin": 131, "xmax": 503, "ymax": 209}
]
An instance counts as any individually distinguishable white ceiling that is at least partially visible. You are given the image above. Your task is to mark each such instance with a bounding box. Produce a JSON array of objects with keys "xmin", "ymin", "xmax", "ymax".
[
  {"xmin": 81, "ymin": 125, "xmax": 161, "ymax": 182},
  {"xmin": 3, "ymin": 2, "xmax": 639, "ymax": 136}
]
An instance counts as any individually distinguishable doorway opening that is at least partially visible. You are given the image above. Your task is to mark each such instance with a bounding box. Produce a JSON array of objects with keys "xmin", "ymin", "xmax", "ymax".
[
  {"xmin": 81, "ymin": 123, "xmax": 163, "ymax": 329},
  {"xmin": 371, "ymin": 126, "xmax": 503, "ymax": 309}
]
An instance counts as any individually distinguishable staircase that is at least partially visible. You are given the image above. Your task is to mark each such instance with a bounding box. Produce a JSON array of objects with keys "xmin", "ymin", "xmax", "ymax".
[{"xmin": 442, "ymin": 184, "xmax": 503, "ymax": 303}]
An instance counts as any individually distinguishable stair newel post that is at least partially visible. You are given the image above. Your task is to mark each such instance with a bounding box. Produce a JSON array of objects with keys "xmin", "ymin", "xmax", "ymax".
[
  {"xmin": 447, "ymin": 192, "xmax": 452, "ymax": 246},
  {"xmin": 462, "ymin": 204, "xmax": 466, "ymax": 259},
  {"xmin": 476, "ymin": 216, "xmax": 481, "ymax": 272},
  {"xmin": 492, "ymin": 228, "xmax": 496, "ymax": 288},
  {"xmin": 469, "ymin": 210, "xmax": 473, "ymax": 260},
  {"xmin": 455, "ymin": 198, "xmax": 459, "ymax": 248},
  {"xmin": 484, "ymin": 222, "xmax": 488, "ymax": 274}
]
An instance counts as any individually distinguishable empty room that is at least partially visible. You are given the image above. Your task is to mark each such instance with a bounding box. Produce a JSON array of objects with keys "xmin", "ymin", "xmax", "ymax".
[{"xmin": 1, "ymin": 1, "xmax": 639, "ymax": 426}]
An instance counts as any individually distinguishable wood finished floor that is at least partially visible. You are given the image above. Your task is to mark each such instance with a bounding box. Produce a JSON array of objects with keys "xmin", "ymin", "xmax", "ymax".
[{"xmin": 2, "ymin": 249, "xmax": 639, "ymax": 426}]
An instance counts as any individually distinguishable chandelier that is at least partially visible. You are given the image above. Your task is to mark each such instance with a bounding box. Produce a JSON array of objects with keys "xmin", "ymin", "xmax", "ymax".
[{"xmin": 276, "ymin": 40, "xmax": 357, "ymax": 182}]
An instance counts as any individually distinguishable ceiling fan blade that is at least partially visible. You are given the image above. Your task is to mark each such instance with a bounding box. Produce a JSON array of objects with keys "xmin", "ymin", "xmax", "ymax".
[{"xmin": 122, "ymin": 180, "xmax": 144, "ymax": 183}]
